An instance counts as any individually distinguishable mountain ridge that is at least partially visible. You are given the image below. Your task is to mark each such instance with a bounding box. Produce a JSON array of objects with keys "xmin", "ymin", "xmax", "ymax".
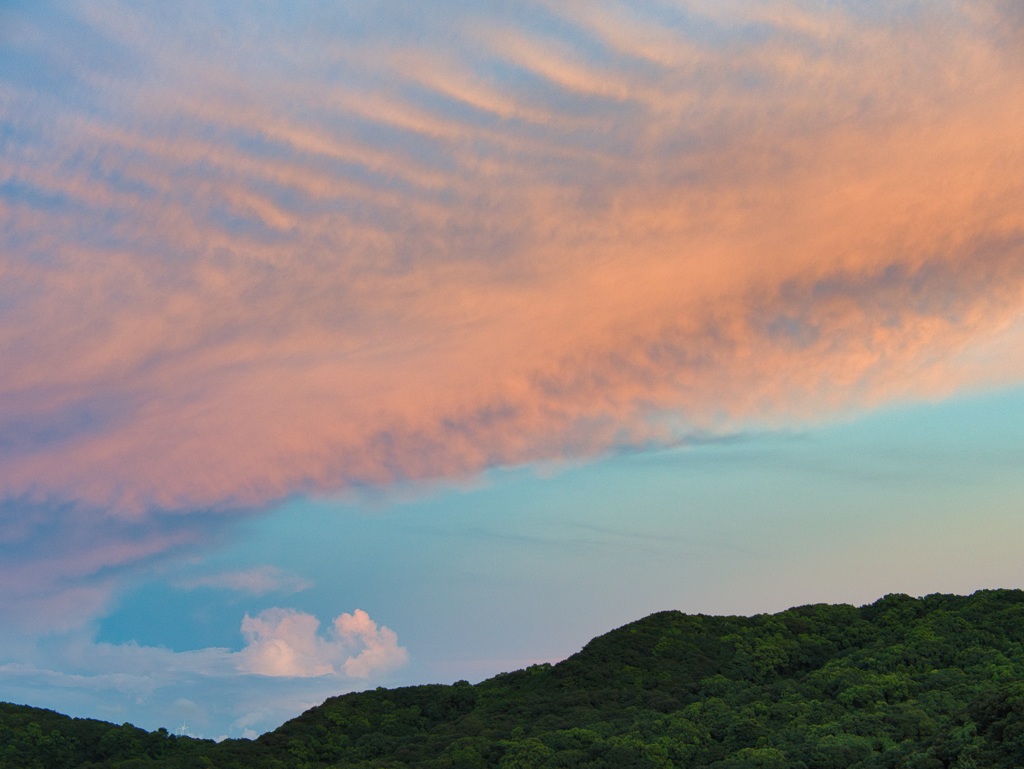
[{"xmin": 4, "ymin": 589, "xmax": 1024, "ymax": 767}]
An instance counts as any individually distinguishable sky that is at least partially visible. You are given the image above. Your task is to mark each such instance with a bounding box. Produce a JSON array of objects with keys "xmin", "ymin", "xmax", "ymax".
[{"xmin": 1, "ymin": 0, "xmax": 1023, "ymax": 740}]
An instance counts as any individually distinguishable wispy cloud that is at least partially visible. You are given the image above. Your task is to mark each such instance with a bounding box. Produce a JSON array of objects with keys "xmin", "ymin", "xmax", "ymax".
[
  {"xmin": 174, "ymin": 566, "xmax": 313, "ymax": 596},
  {"xmin": 1, "ymin": 0, "xmax": 1023, "ymax": 629}
]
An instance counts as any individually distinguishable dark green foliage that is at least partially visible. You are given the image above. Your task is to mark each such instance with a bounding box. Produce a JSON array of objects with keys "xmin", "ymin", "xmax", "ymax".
[
  {"xmin": 0, "ymin": 704, "xmax": 214, "ymax": 768},
  {"xmin": 6, "ymin": 589, "xmax": 1024, "ymax": 767}
]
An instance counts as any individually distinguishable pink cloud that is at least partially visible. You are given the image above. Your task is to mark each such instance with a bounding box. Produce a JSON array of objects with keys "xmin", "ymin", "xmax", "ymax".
[
  {"xmin": 237, "ymin": 608, "xmax": 408, "ymax": 679},
  {"xmin": 335, "ymin": 609, "xmax": 409, "ymax": 679},
  {"xmin": 1, "ymin": 1, "xmax": 1023, "ymax": 625},
  {"xmin": 0, "ymin": 499, "xmax": 214, "ymax": 632}
]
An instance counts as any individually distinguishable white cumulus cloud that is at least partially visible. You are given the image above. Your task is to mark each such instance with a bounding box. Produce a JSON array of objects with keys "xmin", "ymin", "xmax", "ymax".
[
  {"xmin": 237, "ymin": 608, "xmax": 408, "ymax": 679},
  {"xmin": 0, "ymin": 606, "xmax": 409, "ymax": 739}
]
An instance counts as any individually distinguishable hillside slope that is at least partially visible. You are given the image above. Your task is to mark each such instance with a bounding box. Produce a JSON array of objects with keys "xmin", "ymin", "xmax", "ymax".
[{"xmin": 5, "ymin": 589, "xmax": 1024, "ymax": 767}]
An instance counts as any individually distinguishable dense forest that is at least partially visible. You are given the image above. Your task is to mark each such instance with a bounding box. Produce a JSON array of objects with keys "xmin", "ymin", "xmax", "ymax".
[{"xmin": 4, "ymin": 589, "xmax": 1024, "ymax": 768}]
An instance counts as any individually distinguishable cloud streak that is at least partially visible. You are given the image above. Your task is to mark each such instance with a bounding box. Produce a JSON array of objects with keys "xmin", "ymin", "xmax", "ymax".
[
  {"xmin": 173, "ymin": 566, "xmax": 313, "ymax": 596},
  {"xmin": 1, "ymin": 0, "xmax": 1023, "ymax": 626}
]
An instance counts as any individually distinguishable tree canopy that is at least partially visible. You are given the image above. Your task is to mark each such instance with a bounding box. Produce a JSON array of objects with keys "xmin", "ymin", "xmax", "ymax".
[{"xmin": 5, "ymin": 589, "xmax": 1024, "ymax": 767}]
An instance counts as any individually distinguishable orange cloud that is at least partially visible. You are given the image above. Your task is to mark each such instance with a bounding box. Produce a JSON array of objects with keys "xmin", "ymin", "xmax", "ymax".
[{"xmin": 0, "ymin": 2, "xmax": 1022, "ymax": 546}]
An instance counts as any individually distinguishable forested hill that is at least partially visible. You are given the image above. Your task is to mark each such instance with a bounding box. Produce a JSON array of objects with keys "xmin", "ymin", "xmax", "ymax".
[{"xmin": 5, "ymin": 590, "xmax": 1024, "ymax": 768}]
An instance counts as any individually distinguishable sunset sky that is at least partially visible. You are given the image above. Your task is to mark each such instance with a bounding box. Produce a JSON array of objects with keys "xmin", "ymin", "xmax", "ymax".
[{"xmin": 2, "ymin": 0, "xmax": 1023, "ymax": 739}]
